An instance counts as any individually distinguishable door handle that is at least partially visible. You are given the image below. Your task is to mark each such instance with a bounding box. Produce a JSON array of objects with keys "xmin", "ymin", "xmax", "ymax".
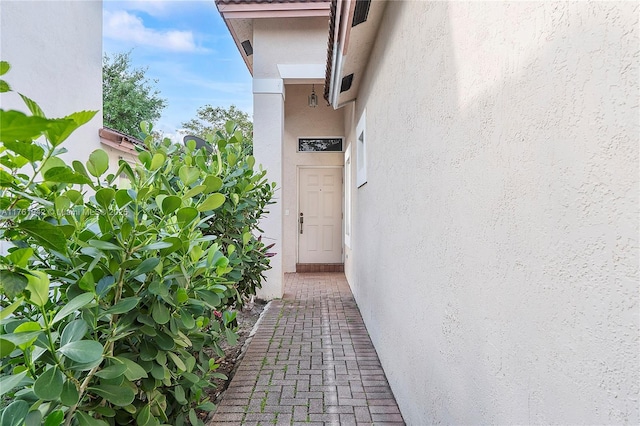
[{"xmin": 299, "ymin": 212, "xmax": 304, "ymax": 234}]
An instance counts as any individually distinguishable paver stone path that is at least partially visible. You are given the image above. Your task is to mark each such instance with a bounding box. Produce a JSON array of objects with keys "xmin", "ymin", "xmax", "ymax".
[{"xmin": 210, "ymin": 273, "xmax": 405, "ymax": 426}]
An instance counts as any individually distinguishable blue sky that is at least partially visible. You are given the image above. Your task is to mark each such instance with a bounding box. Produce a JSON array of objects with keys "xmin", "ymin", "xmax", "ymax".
[{"xmin": 102, "ymin": 0, "xmax": 252, "ymax": 139}]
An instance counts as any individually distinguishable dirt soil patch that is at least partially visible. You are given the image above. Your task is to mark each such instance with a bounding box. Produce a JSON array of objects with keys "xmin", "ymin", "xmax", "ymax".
[{"xmin": 206, "ymin": 299, "xmax": 268, "ymax": 407}]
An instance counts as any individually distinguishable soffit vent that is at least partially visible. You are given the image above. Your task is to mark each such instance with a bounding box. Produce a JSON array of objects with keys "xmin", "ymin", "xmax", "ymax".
[
  {"xmin": 352, "ymin": 0, "xmax": 371, "ymax": 27},
  {"xmin": 241, "ymin": 40, "xmax": 253, "ymax": 56},
  {"xmin": 340, "ymin": 73, "xmax": 354, "ymax": 93}
]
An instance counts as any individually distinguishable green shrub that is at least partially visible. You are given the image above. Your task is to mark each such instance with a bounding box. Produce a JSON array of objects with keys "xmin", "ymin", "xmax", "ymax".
[{"xmin": 0, "ymin": 62, "xmax": 274, "ymax": 426}]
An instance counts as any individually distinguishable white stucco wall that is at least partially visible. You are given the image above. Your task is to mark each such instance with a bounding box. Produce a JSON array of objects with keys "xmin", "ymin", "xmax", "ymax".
[
  {"xmin": 252, "ymin": 17, "xmax": 332, "ymax": 296},
  {"xmin": 253, "ymin": 17, "xmax": 329, "ymax": 79},
  {"xmin": 0, "ymin": 0, "xmax": 103, "ymax": 165},
  {"xmin": 346, "ymin": 2, "xmax": 639, "ymax": 424},
  {"xmin": 283, "ymin": 84, "xmax": 344, "ymax": 272}
]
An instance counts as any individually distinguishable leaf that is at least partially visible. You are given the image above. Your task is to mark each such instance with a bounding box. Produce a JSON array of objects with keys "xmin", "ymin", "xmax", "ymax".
[
  {"xmin": 60, "ymin": 319, "xmax": 89, "ymax": 347},
  {"xmin": 95, "ymin": 188, "xmax": 116, "ymax": 208},
  {"xmin": 0, "ymin": 110, "xmax": 51, "ymax": 142},
  {"xmin": 18, "ymin": 94, "xmax": 45, "ymax": 118},
  {"xmin": 44, "ymin": 118, "xmax": 75, "ymax": 147},
  {"xmin": 0, "ymin": 61, "xmax": 9, "ymax": 76},
  {"xmin": 0, "ymin": 338, "xmax": 15, "ymax": 358},
  {"xmin": 131, "ymin": 258, "xmax": 159, "ymax": 277},
  {"xmin": 67, "ymin": 110, "xmax": 98, "ymax": 128},
  {"xmin": 196, "ymin": 290, "xmax": 220, "ymax": 308},
  {"xmin": 161, "ymin": 195, "xmax": 182, "ymax": 215},
  {"xmin": 167, "ymin": 351, "xmax": 186, "ymax": 371},
  {"xmin": 75, "ymin": 412, "xmax": 109, "ymax": 426},
  {"xmin": 86, "ymin": 149, "xmax": 109, "ymax": 177},
  {"xmin": 138, "ymin": 241, "xmax": 172, "ymax": 251},
  {"xmin": 0, "ymin": 271, "xmax": 27, "ymax": 298},
  {"xmin": 0, "ymin": 400, "xmax": 29, "ymax": 426},
  {"xmin": 0, "ymin": 370, "xmax": 27, "ymax": 398},
  {"xmin": 149, "ymin": 153, "xmax": 164, "ymax": 171},
  {"xmin": 25, "ymin": 270, "xmax": 49, "ymax": 307},
  {"xmin": 0, "ymin": 80, "xmax": 9, "ymax": 93},
  {"xmin": 43, "ymin": 167, "xmax": 93, "ymax": 184},
  {"xmin": 225, "ymin": 328, "xmax": 238, "ymax": 346},
  {"xmin": 183, "ymin": 184, "xmax": 206, "ymax": 199},
  {"xmin": 88, "ymin": 239, "xmax": 122, "ymax": 251},
  {"xmin": 60, "ymin": 380, "xmax": 79, "ymax": 406},
  {"xmin": 176, "ymin": 207, "xmax": 198, "ymax": 226},
  {"xmin": 43, "ymin": 410, "xmax": 64, "ymax": 426},
  {"xmin": 179, "ymin": 311, "xmax": 195, "ymax": 329},
  {"xmin": 2, "ymin": 325, "xmax": 41, "ymax": 351},
  {"xmin": 58, "ymin": 340, "xmax": 103, "ymax": 363},
  {"xmin": 197, "ymin": 193, "xmax": 225, "ymax": 212},
  {"xmin": 102, "ymin": 297, "xmax": 140, "ymax": 315},
  {"xmin": 151, "ymin": 303, "xmax": 170, "ymax": 325},
  {"xmin": 94, "ymin": 364, "xmax": 127, "ymax": 379},
  {"xmin": 65, "ymin": 189, "xmax": 83, "ymax": 204},
  {"xmin": 34, "ymin": 366, "xmax": 63, "ymax": 400},
  {"xmin": 0, "ymin": 170, "xmax": 14, "ymax": 187},
  {"xmin": 136, "ymin": 405, "xmax": 154, "ymax": 426},
  {"xmin": 2, "ymin": 140, "xmax": 45, "ymax": 162},
  {"xmin": 115, "ymin": 357, "xmax": 148, "ymax": 380},
  {"xmin": 52, "ymin": 292, "xmax": 95, "ymax": 324},
  {"xmin": 176, "ymin": 288, "xmax": 188, "ymax": 304},
  {"xmin": 54, "ymin": 195, "xmax": 71, "ymax": 214},
  {"xmin": 159, "ymin": 237, "xmax": 182, "ymax": 256},
  {"xmin": 72, "ymin": 160, "xmax": 90, "ymax": 179},
  {"xmin": 88, "ymin": 384, "xmax": 135, "ymax": 407},
  {"xmin": 203, "ymin": 175, "xmax": 223, "ymax": 193},
  {"xmin": 188, "ymin": 409, "xmax": 199, "ymax": 426},
  {"xmin": 47, "ymin": 111, "xmax": 98, "ymax": 147},
  {"xmin": 178, "ymin": 166, "xmax": 199, "ymax": 186},
  {"xmin": 78, "ymin": 271, "xmax": 95, "ymax": 292},
  {"xmin": 138, "ymin": 151, "xmax": 152, "ymax": 168},
  {"xmin": 18, "ymin": 220, "xmax": 67, "ymax": 251},
  {"xmin": 173, "ymin": 386, "xmax": 187, "ymax": 405},
  {"xmin": 115, "ymin": 189, "xmax": 133, "ymax": 208}
]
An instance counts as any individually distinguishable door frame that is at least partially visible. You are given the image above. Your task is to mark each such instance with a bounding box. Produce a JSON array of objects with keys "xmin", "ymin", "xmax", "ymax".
[{"xmin": 296, "ymin": 165, "xmax": 344, "ymax": 264}]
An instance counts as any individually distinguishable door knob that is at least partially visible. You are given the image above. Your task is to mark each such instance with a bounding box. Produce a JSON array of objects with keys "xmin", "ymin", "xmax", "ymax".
[{"xmin": 299, "ymin": 212, "xmax": 304, "ymax": 234}]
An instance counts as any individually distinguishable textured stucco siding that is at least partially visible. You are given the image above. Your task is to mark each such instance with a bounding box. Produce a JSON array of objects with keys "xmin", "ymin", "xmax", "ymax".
[
  {"xmin": 0, "ymin": 0, "xmax": 103, "ymax": 165},
  {"xmin": 346, "ymin": 1, "xmax": 638, "ymax": 424}
]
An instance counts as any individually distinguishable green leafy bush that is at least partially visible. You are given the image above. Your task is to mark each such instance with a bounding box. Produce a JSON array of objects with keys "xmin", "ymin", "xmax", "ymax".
[{"xmin": 0, "ymin": 62, "xmax": 274, "ymax": 425}]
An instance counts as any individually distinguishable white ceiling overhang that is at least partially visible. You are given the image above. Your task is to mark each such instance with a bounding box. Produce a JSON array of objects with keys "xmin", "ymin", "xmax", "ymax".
[
  {"xmin": 325, "ymin": 0, "xmax": 387, "ymax": 108},
  {"xmin": 216, "ymin": 0, "xmax": 332, "ymax": 75}
]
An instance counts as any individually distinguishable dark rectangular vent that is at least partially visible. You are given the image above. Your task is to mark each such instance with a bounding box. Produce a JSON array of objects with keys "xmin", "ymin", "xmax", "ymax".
[
  {"xmin": 352, "ymin": 0, "xmax": 371, "ymax": 27},
  {"xmin": 241, "ymin": 40, "xmax": 253, "ymax": 56},
  {"xmin": 340, "ymin": 73, "xmax": 354, "ymax": 93}
]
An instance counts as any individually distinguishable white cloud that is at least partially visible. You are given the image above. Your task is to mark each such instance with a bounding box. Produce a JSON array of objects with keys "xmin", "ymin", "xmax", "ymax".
[
  {"xmin": 104, "ymin": 0, "xmax": 209, "ymax": 19},
  {"xmin": 104, "ymin": 10, "xmax": 201, "ymax": 53}
]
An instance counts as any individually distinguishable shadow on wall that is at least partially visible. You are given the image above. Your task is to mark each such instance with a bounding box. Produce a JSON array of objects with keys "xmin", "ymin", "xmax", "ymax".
[{"xmin": 352, "ymin": 1, "xmax": 638, "ymax": 424}]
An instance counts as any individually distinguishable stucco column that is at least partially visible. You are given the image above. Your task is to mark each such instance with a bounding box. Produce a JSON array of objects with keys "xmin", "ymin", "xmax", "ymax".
[{"xmin": 253, "ymin": 78, "xmax": 285, "ymax": 299}]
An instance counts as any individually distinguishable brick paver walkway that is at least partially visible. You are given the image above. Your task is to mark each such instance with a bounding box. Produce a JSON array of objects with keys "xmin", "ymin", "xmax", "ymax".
[{"xmin": 210, "ymin": 273, "xmax": 405, "ymax": 425}]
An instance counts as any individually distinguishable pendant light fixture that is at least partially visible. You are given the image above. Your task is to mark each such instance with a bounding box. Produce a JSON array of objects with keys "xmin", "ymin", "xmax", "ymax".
[{"xmin": 308, "ymin": 84, "xmax": 318, "ymax": 107}]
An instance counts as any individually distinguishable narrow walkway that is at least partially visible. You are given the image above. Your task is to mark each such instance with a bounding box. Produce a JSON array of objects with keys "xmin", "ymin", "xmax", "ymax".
[{"xmin": 210, "ymin": 273, "xmax": 405, "ymax": 425}]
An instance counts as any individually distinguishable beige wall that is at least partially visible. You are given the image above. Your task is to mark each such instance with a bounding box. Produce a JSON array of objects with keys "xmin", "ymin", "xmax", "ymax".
[
  {"xmin": 283, "ymin": 84, "xmax": 344, "ymax": 272},
  {"xmin": 0, "ymin": 0, "xmax": 103, "ymax": 166},
  {"xmin": 345, "ymin": 1, "xmax": 638, "ymax": 424}
]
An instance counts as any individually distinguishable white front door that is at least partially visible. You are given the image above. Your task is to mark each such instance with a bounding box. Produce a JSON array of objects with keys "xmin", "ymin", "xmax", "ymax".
[{"xmin": 298, "ymin": 167, "xmax": 343, "ymax": 264}]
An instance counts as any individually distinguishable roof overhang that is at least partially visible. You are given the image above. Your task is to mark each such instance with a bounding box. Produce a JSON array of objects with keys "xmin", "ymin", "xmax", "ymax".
[
  {"xmin": 215, "ymin": 0, "xmax": 332, "ymax": 75},
  {"xmin": 325, "ymin": 0, "xmax": 387, "ymax": 108},
  {"xmin": 99, "ymin": 127, "xmax": 143, "ymax": 156}
]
